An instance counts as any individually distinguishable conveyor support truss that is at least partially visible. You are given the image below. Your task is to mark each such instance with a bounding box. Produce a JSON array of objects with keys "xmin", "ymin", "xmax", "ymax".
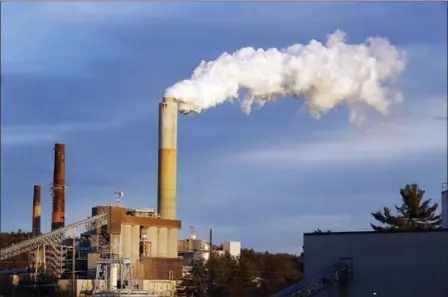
[
  {"xmin": 0, "ymin": 213, "xmax": 107, "ymax": 261},
  {"xmin": 270, "ymin": 261, "xmax": 352, "ymax": 297}
]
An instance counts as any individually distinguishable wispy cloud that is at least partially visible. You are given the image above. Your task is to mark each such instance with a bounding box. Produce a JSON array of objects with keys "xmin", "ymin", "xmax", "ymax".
[
  {"xmin": 1, "ymin": 121, "xmax": 125, "ymax": 146},
  {"xmin": 230, "ymin": 97, "xmax": 447, "ymax": 168}
]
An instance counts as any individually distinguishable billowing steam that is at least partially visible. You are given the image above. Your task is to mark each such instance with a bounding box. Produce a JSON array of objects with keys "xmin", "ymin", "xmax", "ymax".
[{"xmin": 165, "ymin": 30, "xmax": 407, "ymax": 122}]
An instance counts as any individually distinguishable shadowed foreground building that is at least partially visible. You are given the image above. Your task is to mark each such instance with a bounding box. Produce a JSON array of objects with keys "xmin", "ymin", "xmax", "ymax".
[{"xmin": 302, "ymin": 230, "xmax": 448, "ymax": 297}]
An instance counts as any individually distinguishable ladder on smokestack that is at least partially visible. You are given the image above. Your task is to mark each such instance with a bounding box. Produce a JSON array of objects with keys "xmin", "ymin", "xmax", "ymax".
[
  {"xmin": 270, "ymin": 261, "xmax": 352, "ymax": 297},
  {"xmin": 0, "ymin": 213, "xmax": 108, "ymax": 261}
]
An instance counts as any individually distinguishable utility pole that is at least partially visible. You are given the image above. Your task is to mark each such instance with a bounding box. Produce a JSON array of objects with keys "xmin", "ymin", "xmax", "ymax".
[
  {"xmin": 72, "ymin": 227, "xmax": 76, "ymax": 297},
  {"xmin": 209, "ymin": 228, "xmax": 213, "ymax": 257},
  {"xmin": 208, "ymin": 228, "xmax": 214, "ymax": 297}
]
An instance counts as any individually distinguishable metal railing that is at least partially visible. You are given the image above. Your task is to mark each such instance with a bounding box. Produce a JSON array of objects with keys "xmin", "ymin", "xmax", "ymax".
[
  {"xmin": 271, "ymin": 262, "xmax": 352, "ymax": 297},
  {"xmin": 291, "ymin": 265, "xmax": 350, "ymax": 297},
  {"xmin": 0, "ymin": 213, "xmax": 107, "ymax": 261}
]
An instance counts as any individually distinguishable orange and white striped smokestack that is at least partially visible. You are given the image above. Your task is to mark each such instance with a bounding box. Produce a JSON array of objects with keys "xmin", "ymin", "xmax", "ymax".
[
  {"xmin": 32, "ymin": 185, "xmax": 41, "ymax": 237},
  {"xmin": 157, "ymin": 97, "xmax": 178, "ymax": 220},
  {"xmin": 51, "ymin": 143, "xmax": 66, "ymax": 231}
]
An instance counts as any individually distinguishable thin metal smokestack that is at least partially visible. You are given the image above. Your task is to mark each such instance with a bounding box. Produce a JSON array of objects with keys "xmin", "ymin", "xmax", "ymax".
[
  {"xmin": 32, "ymin": 185, "xmax": 41, "ymax": 237},
  {"xmin": 51, "ymin": 143, "xmax": 66, "ymax": 231},
  {"xmin": 157, "ymin": 97, "xmax": 178, "ymax": 220}
]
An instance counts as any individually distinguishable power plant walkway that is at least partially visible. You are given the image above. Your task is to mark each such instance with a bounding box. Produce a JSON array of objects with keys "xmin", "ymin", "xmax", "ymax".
[
  {"xmin": 0, "ymin": 213, "xmax": 107, "ymax": 261},
  {"xmin": 270, "ymin": 262, "xmax": 352, "ymax": 297}
]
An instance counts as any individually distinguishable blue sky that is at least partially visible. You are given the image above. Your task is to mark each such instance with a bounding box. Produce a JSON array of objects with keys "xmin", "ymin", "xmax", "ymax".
[{"xmin": 1, "ymin": 2, "xmax": 447, "ymax": 254}]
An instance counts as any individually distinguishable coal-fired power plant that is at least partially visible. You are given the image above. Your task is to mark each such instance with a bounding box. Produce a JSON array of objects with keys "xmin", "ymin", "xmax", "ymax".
[
  {"xmin": 32, "ymin": 185, "xmax": 41, "ymax": 237},
  {"xmin": 51, "ymin": 143, "xmax": 66, "ymax": 231},
  {"xmin": 0, "ymin": 97, "xmax": 186, "ymax": 290},
  {"xmin": 82, "ymin": 97, "xmax": 182, "ymax": 281},
  {"xmin": 158, "ymin": 97, "xmax": 178, "ymax": 220}
]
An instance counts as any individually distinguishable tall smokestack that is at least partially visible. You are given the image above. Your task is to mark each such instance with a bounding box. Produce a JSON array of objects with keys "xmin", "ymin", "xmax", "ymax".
[
  {"xmin": 51, "ymin": 143, "xmax": 66, "ymax": 231},
  {"xmin": 32, "ymin": 185, "xmax": 41, "ymax": 237},
  {"xmin": 157, "ymin": 97, "xmax": 178, "ymax": 220}
]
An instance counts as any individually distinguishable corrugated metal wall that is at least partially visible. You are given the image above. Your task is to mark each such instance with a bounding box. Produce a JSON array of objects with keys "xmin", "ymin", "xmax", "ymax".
[
  {"xmin": 442, "ymin": 190, "xmax": 447, "ymax": 228},
  {"xmin": 134, "ymin": 257, "xmax": 183, "ymax": 280},
  {"xmin": 304, "ymin": 231, "xmax": 448, "ymax": 297}
]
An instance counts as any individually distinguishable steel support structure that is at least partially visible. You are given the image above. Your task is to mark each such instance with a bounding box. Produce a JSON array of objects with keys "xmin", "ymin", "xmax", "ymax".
[{"xmin": 0, "ymin": 213, "xmax": 107, "ymax": 261}]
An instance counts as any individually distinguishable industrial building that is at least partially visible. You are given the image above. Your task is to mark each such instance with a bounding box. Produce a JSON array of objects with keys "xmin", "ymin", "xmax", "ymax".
[
  {"xmin": 273, "ymin": 230, "xmax": 448, "ymax": 297},
  {"xmin": 83, "ymin": 97, "xmax": 183, "ymax": 280},
  {"xmin": 0, "ymin": 97, "xmax": 184, "ymax": 296},
  {"xmin": 222, "ymin": 241, "xmax": 241, "ymax": 258},
  {"xmin": 86, "ymin": 205, "xmax": 182, "ymax": 279},
  {"xmin": 178, "ymin": 235, "xmax": 241, "ymax": 266},
  {"xmin": 443, "ymin": 183, "xmax": 447, "ymax": 229}
]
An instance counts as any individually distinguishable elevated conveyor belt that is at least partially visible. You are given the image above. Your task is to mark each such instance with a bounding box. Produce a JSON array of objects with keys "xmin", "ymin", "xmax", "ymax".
[
  {"xmin": 270, "ymin": 262, "xmax": 352, "ymax": 297},
  {"xmin": 0, "ymin": 213, "xmax": 107, "ymax": 261}
]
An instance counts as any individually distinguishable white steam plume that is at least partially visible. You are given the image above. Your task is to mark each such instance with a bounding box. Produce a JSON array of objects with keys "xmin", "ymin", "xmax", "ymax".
[{"xmin": 165, "ymin": 30, "xmax": 407, "ymax": 122}]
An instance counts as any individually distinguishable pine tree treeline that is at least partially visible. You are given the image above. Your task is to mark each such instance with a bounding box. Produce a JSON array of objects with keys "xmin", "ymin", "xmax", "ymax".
[
  {"xmin": 180, "ymin": 249, "xmax": 303, "ymax": 297},
  {"xmin": 0, "ymin": 230, "xmax": 33, "ymax": 270},
  {"xmin": 371, "ymin": 184, "xmax": 442, "ymax": 231}
]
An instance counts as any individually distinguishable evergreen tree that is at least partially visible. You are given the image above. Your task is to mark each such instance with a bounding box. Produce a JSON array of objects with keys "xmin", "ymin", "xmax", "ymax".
[
  {"xmin": 179, "ymin": 249, "xmax": 303, "ymax": 297},
  {"xmin": 0, "ymin": 230, "xmax": 33, "ymax": 270},
  {"xmin": 182, "ymin": 260, "xmax": 208, "ymax": 297},
  {"xmin": 371, "ymin": 184, "xmax": 442, "ymax": 232}
]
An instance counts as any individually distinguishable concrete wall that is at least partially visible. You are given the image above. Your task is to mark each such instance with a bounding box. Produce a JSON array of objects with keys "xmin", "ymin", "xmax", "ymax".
[
  {"xmin": 158, "ymin": 227, "xmax": 168, "ymax": 257},
  {"xmin": 147, "ymin": 226, "xmax": 158, "ymax": 256},
  {"xmin": 303, "ymin": 231, "xmax": 448, "ymax": 297},
  {"xmin": 121, "ymin": 225, "xmax": 132, "ymax": 259},
  {"xmin": 58, "ymin": 279, "xmax": 106, "ymax": 297},
  {"xmin": 134, "ymin": 279, "xmax": 177, "ymax": 296},
  {"xmin": 141, "ymin": 226, "xmax": 178, "ymax": 258},
  {"xmin": 223, "ymin": 241, "xmax": 241, "ymax": 257},
  {"xmin": 131, "ymin": 225, "xmax": 140, "ymax": 261},
  {"xmin": 168, "ymin": 228, "xmax": 178, "ymax": 258}
]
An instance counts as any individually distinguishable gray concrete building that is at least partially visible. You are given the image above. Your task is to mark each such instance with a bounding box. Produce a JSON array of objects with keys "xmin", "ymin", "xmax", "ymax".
[{"xmin": 303, "ymin": 230, "xmax": 448, "ymax": 297}]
